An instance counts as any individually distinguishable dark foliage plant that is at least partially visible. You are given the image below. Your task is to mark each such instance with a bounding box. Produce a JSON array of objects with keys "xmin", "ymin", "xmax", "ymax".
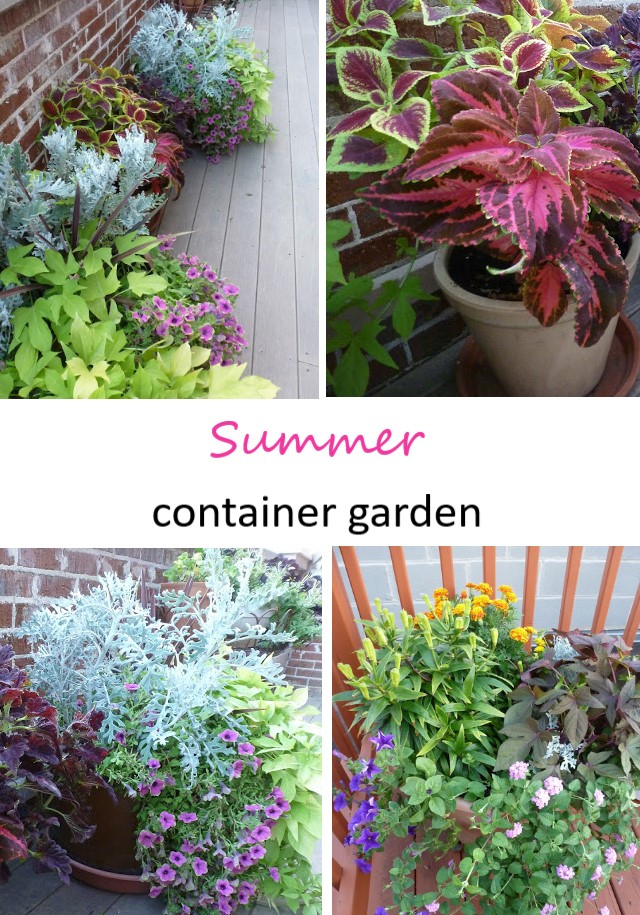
[
  {"xmin": 137, "ymin": 74, "xmax": 198, "ymax": 146},
  {"xmin": 496, "ymin": 630, "xmax": 640, "ymax": 782},
  {"xmin": 0, "ymin": 644, "xmax": 112, "ymax": 884}
]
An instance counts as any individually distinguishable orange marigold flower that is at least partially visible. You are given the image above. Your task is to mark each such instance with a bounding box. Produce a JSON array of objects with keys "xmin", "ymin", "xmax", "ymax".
[
  {"xmin": 466, "ymin": 582, "xmax": 478, "ymax": 590},
  {"xmin": 476, "ymin": 582, "xmax": 493, "ymax": 596},
  {"xmin": 433, "ymin": 588, "xmax": 449, "ymax": 599},
  {"xmin": 525, "ymin": 626, "xmax": 537, "ymax": 634},
  {"xmin": 470, "ymin": 607, "xmax": 485, "ymax": 621},
  {"xmin": 460, "ymin": 589, "xmax": 468, "ymax": 599},
  {"xmin": 509, "ymin": 627, "xmax": 529, "ymax": 643},
  {"xmin": 425, "ymin": 611, "xmax": 435, "ymax": 620},
  {"xmin": 472, "ymin": 595, "xmax": 491, "ymax": 607},
  {"xmin": 491, "ymin": 599, "xmax": 509, "ymax": 612}
]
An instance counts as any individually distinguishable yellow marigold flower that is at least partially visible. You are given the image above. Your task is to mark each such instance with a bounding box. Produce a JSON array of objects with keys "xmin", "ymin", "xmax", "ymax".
[
  {"xmin": 470, "ymin": 607, "xmax": 485, "ymax": 621},
  {"xmin": 433, "ymin": 587, "xmax": 449, "ymax": 599},
  {"xmin": 525, "ymin": 626, "xmax": 537, "ymax": 634},
  {"xmin": 452, "ymin": 603, "xmax": 465, "ymax": 615},
  {"xmin": 491, "ymin": 599, "xmax": 509, "ymax": 612},
  {"xmin": 509, "ymin": 627, "xmax": 529, "ymax": 643},
  {"xmin": 476, "ymin": 582, "xmax": 493, "ymax": 596},
  {"xmin": 534, "ymin": 637, "xmax": 546, "ymax": 654},
  {"xmin": 472, "ymin": 595, "xmax": 491, "ymax": 607}
]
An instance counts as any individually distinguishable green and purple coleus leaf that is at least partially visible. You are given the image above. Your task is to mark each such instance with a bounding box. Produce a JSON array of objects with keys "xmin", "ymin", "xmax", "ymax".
[
  {"xmin": 327, "ymin": 130, "xmax": 408, "ymax": 172},
  {"xmin": 361, "ymin": 71, "xmax": 640, "ymax": 345}
]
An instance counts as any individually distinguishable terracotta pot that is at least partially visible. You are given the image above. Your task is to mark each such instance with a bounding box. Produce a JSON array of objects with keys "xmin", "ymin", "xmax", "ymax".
[
  {"xmin": 58, "ymin": 786, "xmax": 146, "ymax": 893},
  {"xmin": 146, "ymin": 198, "xmax": 168, "ymax": 236},
  {"xmin": 178, "ymin": 0, "xmax": 205, "ymax": 14},
  {"xmin": 451, "ymin": 797, "xmax": 482, "ymax": 845},
  {"xmin": 434, "ymin": 233, "xmax": 640, "ymax": 396}
]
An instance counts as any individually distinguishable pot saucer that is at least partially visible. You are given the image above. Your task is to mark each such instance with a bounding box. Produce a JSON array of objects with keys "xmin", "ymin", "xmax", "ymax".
[
  {"xmin": 456, "ymin": 313, "xmax": 640, "ymax": 397},
  {"xmin": 69, "ymin": 858, "xmax": 146, "ymax": 894}
]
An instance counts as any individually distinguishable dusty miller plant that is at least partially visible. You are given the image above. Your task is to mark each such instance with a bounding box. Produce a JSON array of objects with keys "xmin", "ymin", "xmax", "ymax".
[
  {"xmin": 130, "ymin": 4, "xmax": 251, "ymax": 102},
  {"xmin": 19, "ymin": 573, "xmax": 285, "ymax": 784}
]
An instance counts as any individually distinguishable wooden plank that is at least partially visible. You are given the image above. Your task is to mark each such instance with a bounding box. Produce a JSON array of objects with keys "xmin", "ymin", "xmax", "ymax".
[
  {"xmin": 582, "ymin": 883, "xmax": 623, "ymax": 914},
  {"xmin": 333, "ymin": 655, "xmax": 357, "ymax": 736},
  {"xmin": 369, "ymin": 835, "xmax": 412, "ymax": 910},
  {"xmin": 439, "ymin": 547, "xmax": 456, "ymax": 595},
  {"xmin": 623, "ymin": 582, "xmax": 640, "ymax": 647},
  {"xmin": 16, "ymin": 879, "xmax": 126, "ymax": 915},
  {"xmin": 103, "ymin": 896, "xmax": 165, "ymax": 914},
  {"xmin": 612, "ymin": 865, "xmax": 640, "ymax": 914},
  {"xmin": 298, "ymin": 361, "xmax": 319, "ymax": 398},
  {"xmin": 159, "ymin": 153, "xmax": 207, "ymax": 255},
  {"xmin": 332, "ymin": 551, "xmax": 364, "ymax": 686},
  {"xmin": 333, "ymin": 834, "xmax": 371, "ymax": 915},
  {"xmin": 558, "ymin": 546, "xmax": 583, "ymax": 632},
  {"xmin": 390, "ymin": 546, "xmax": 415, "ymax": 615},
  {"xmin": 341, "ymin": 547, "xmax": 374, "ymax": 622},
  {"xmin": 252, "ymin": 0, "xmax": 298, "ymax": 397},
  {"xmin": 482, "ymin": 546, "xmax": 496, "ymax": 592},
  {"xmin": 522, "ymin": 546, "xmax": 541, "ymax": 628},
  {"xmin": 218, "ymin": 140, "xmax": 266, "ymax": 371},
  {"xmin": 283, "ymin": 0, "xmax": 318, "ymax": 371},
  {"xmin": 296, "ymin": 0, "xmax": 319, "ymax": 147},
  {"xmin": 592, "ymin": 546, "xmax": 624, "ymax": 633},
  {"xmin": 187, "ymin": 154, "xmax": 236, "ymax": 264}
]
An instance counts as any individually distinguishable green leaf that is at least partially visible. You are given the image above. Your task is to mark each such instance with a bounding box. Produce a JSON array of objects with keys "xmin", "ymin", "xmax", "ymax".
[
  {"xmin": 327, "ymin": 220, "xmax": 351, "ymax": 286},
  {"xmin": 127, "ymin": 270, "xmax": 169, "ymax": 297},
  {"xmin": 391, "ymin": 291, "xmax": 416, "ymax": 339},
  {"xmin": 332, "ymin": 341, "xmax": 369, "ymax": 397},
  {"xmin": 204, "ymin": 363, "xmax": 279, "ymax": 399},
  {"xmin": 428, "ymin": 795, "xmax": 446, "ymax": 817},
  {"xmin": 14, "ymin": 341, "xmax": 38, "ymax": 382},
  {"xmin": 28, "ymin": 313, "xmax": 52, "ymax": 353}
]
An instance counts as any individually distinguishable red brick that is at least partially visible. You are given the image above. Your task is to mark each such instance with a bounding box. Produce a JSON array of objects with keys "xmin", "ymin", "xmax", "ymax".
[
  {"xmin": 131, "ymin": 563, "xmax": 157, "ymax": 582},
  {"xmin": 0, "ymin": 30, "xmax": 26, "ymax": 69},
  {"xmin": 10, "ymin": 637, "xmax": 31, "ymax": 659},
  {"xmin": 326, "ymin": 207, "xmax": 354, "ymax": 243},
  {"xmin": 63, "ymin": 551, "xmax": 99, "ymax": 576},
  {"xmin": 22, "ymin": 7, "xmax": 60, "ymax": 45},
  {"xmin": 3, "ymin": 572, "xmax": 36, "ymax": 599},
  {"xmin": 37, "ymin": 574, "xmax": 77, "ymax": 600},
  {"xmin": 353, "ymin": 202, "xmax": 395, "ymax": 240},
  {"xmin": 327, "ymin": 171, "xmax": 369, "ymax": 208},
  {"xmin": 16, "ymin": 548, "xmax": 60, "ymax": 571},
  {"xmin": 0, "ymin": 549, "xmax": 17, "ymax": 567},
  {"xmin": 97, "ymin": 556, "xmax": 128, "ymax": 578},
  {"xmin": 14, "ymin": 604, "xmax": 33, "ymax": 628},
  {"xmin": 0, "ymin": 0, "xmax": 41, "ymax": 35},
  {"xmin": 339, "ymin": 233, "xmax": 404, "ymax": 277},
  {"xmin": 0, "ymin": 603, "xmax": 14, "ymax": 629},
  {"xmin": 20, "ymin": 118, "xmax": 42, "ymax": 158}
]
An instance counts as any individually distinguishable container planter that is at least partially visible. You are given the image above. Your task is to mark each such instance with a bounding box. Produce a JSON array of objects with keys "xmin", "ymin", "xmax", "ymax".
[
  {"xmin": 157, "ymin": 580, "xmax": 210, "ymax": 631},
  {"xmin": 146, "ymin": 197, "xmax": 168, "ymax": 236},
  {"xmin": 57, "ymin": 785, "xmax": 146, "ymax": 894},
  {"xmin": 434, "ymin": 233, "xmax": 640, "ymax": 397}
]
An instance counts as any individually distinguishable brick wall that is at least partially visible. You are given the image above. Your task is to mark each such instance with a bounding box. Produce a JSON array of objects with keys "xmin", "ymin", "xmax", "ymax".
[
  {"xmin": 0, "ymin": 0, "xmax": 155, "ymax": 159},
  {"xmin": 283, "ymin": 638, "xmax": 322, "ymax": 690},
  {"xmin": 0, "ymin": 547, "xmax": 185, "ymax": 659},
  {"xmin": 335, "ymin": 546, "xmax": 640, "ymax": 633}
]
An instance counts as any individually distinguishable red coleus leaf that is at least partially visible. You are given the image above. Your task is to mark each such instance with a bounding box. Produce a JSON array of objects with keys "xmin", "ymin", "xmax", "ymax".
[
  {"xmin": 522, "ymin": 260, "xmax": 568, "ymax": 326},
  {"xmin": 41, "ymin": 99, "xmax": 60, "ymax": 119},
  {"xmin": 521, "ymin": 138, "xmax": 571, "ymax": 181},
  {"xmin": 510, "ymin": 37, "xmax": 550, "ymax": 75},
  {"xmin": 573, "ymin": 165, "xmax": 640, "ymax": 224},
  {"xmin": 478, "ymin": 169, "xmax": 588, "ymax": 258},
  {"xmin": 362, "ymin": 166, "xmax": 497, "ymax": 246},
  {"xmin": 335, "ymin": 46, "xmax": 393, "ymax": 101},
  {"xmin": 404, "ymin": 113, "xmax": 518, "ymax": 183},
  {"xmin": 359, "ymin": 10, "xmax": 396, "ymax": 32},
  {"xmin": 329, "ymin": 0, "xmax": 349, "ymax": 29},
  {"xmin": 327, "ymin": 133, "xmax": 406, "ymax": 171},
  {"xmin": 516, "ymin": 81, "xmax": 560, "ymax": 140},
  {"xmin": 0, "ymin": 824, "xmax": 27, "ymax": 862},
  {"xmin": 371, "ymin": 97, "xmax": 431, "ymax": 148},
  {"xmin": 466, "ymin": 48, "xmax": 503, "ymax": 67},
  {"xmin": 327, "ymin": 106, "xmax": 377, "ymax": 138},
  {"xmin": 562, "ymin": 126, "xmax": 640, "ymax": 182},
  {"xmin": 62, "ymin": 108, "xmax": 86, "ymax": 124},
  {"xmin": 542, "ymin": 82, "xmax": 590, "ymax": 113},
  {"xmin": 74, "ymin": 127, "xmax": 98, "ymax": 143},
  {"xmin": 558, "ymin": 223, "xmax": 629, "ymax": 347},
  {"xmin": 431, "ymin": 70, "xmax": 520, "ymax": 123},
  {"xmin": 392, "ymin": 70, "xmax": 430, "ymax": 104}
]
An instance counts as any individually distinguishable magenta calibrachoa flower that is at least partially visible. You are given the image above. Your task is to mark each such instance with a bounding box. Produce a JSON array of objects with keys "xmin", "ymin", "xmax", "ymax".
[
  {"xmin": 124, "ymin": 253, "xmax": 247, "ymax": 367},
  {"xmin": 159, "ymin": 811, "xmax": 176, "ymax": 829},
  {"xmin": 193, "ymin": 857, "xmax": 208, "ymax": 876}
]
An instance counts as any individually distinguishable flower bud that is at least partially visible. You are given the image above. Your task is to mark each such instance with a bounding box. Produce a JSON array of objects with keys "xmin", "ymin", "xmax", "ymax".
[
  {"xmin": 359, "ymin": 682, "xmax": 371, "ymax": 700},
  {"xmin": 390, "ymin": 669, "xmax": 400, "ymax": 687},
  {"xmin": 490, "ymin": 628, "xmax": 499, "ymax": 648},
  {"xmin": 469, "ymin": 632, "xmax": 477, "ymax": 651},
  {"xmin": 454, "ymin": 616, "xmax": 465, "ymax": 630},
  {"xmin": 363, "ymin": 638, "xmax": 376, "ymax": 662},
  {"xmin": 338, "ymin": 663, "xmax": 354, "ymax": 680},
  {"xmin": 377, "ymin": 628, "xmax": 388, "ymax": 647},
  {"xmin": 400, "ymin": 609, "xmax": 411, "ymax": 630},
  {"xmin": 356, "ymin": 649, "xmax": 366, "ymax": 667},
  {"xmin": 394, "ymin": 653, "xmax": 402, "ymax": 671}
]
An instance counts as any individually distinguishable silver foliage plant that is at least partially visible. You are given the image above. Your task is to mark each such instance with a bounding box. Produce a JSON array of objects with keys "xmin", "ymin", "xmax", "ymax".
[
  {"xmin": 130, "ymin": 4, "xmax": 252, "ymax": 102},
  {"xmin": 19, "ymin": 570, "xmax": 287, "ymax": 785}
]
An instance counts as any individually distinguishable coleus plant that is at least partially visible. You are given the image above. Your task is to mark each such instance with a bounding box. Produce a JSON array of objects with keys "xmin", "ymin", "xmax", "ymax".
[
  {"xmin": 0, "ymin": 643, "xmax": 112, "ymax": 884},
  {"xmin": 363, "ymin": 70, "xmax": 640, "ymax": 345}
]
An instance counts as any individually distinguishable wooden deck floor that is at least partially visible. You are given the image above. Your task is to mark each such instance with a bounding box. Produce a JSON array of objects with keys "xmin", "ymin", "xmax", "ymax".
[
  {"xmin": 5, "ymin": 860, "xmax": 294, "ymax": 915},
  {"xmin": 160, "ymin": 0, "xmax": 319, "ymax": 399}
]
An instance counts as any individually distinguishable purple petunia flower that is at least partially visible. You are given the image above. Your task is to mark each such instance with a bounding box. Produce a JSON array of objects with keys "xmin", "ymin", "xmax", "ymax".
[
  {"xmin": 220, "ymin": 728, "xmax": 239, "ymax": 742},
  {"xmin": 356, "ymin": 828, "xmax": 381, "ymax": 853},
  {"xmin": 334, "ymin": 792, "xmax": 347, "ymax": 812},
  {"xmin": 186, "ymin": 267, "xmax": 200, "ymax": 280},
  {"xmin": 149, "ymin": 778, "xmax": 164, "ymax": 796},
  {"xmin": 138, "ymin": 830, "xmax": 156, "ymax": 848},
  {"xmin": 250, "ymin": 824, "xmax": 271, "ymax": 842},
  {"xmin": 349, "ymin": 773, "xmax": 364, "ymax": 792},
  {"xmin": 156, "ymin": 864, "xmax": 176, "ymax": 883},
  {"xmin": 216, "ymin": 879, "xmax": 234, "ymax": 896},
  {"xmin": 355, "ymin": 858, "xmax": 372, "ymax": 874},
  {"xmin": 148, "ymin": 758, "xmax": 160, "ymax": 770},
  {"xmin": 238, "ymin": 742, "xmax": 255, "ymax": 755},
  {"xmin": 249, "ymin": 756, "xmax": 262, "ymax": 772},
  {"xmin": 159, "ymin": 812, "xmax": 176, "ymax": 830},
  {"xmin": 181, "ymin": 840, "xmax": 196, "ymax": 854},
  {"xmin": 245, "ymin": 803, "xmax": 262, "ymax": 812},
  {"xmin": 361, "ymin": 759, "xmax": 382, "ymax": 778},
  {"xmin": 370, "ymin": 731, "xmax": 395, "ymax": 752},
  {"xmin": 230, "ymin": 760, "xmax": 244, "ymax": 778},
  {"xmin": 374, "ymin": 910, "xmax": 387, "ymax": 915},
  {"xmin": 264, "ymin": 803, "xmax": 281, "ymax": 819},
  {"xmin": 249, "ymin": 844, "xmax": 266, "ymax": 861},
  {"xmin": 269, "ymin": 867, "xmax": 280, "ymax": 882},
  {"xmin": 149, "ymin": 886, "xmax": 163, "ymax": 898},
  {"xmin": 193, "ymin": 857, "xmax": 208, "ymax": 876},
  {"xmin": 124, "ymin": 683, "xmax": 139, "ymax": 692},
  {"xmin": 114, "ymin": 730, "xmax": 126, "ymax": 746},
  {"xmin": 178, "ymin": 812, "xmax": 198, "ymax": 823},
  {"xmin": 169, "ymin": 851, "xmax": 186, "ymax": 866}
]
